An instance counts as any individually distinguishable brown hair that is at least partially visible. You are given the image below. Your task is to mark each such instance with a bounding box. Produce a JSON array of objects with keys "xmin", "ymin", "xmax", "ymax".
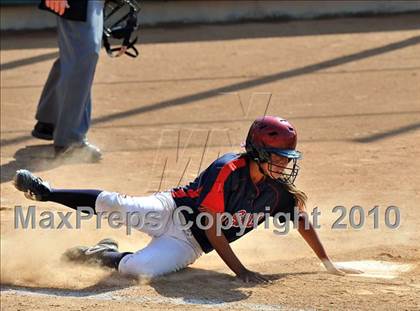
[
  {"xmin": 283, "ymin": 182, "xmax": 307, "ymax": 213},
  {"xmin": 240, "ymin": 152, "xmax": 307, "ymax": 212}
]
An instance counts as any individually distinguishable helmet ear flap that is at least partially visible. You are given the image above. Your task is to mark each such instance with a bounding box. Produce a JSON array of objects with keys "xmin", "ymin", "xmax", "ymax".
[
  {"xmin": 257, "ymin": 149, "xmax": 270, "ymax": 163},
  {"xmin": 246, "ymin": 142, "xmax": 270, "ymax": 163}
]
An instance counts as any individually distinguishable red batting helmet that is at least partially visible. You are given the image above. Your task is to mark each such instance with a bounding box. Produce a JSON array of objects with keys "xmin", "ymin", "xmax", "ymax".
[{"xmin": 245, "ymin": 116, "xmax": 301, "ymax": 184}]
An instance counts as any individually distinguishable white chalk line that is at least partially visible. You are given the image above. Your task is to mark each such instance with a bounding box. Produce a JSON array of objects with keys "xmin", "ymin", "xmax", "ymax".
[{"xmin": 1, "ymin": 286, "xmax": 310, "ymax": 311}]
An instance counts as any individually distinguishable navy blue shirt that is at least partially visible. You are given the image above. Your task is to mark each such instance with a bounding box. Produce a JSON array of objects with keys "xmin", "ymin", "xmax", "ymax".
[{"xmin": 171, "ymin": 153, "xmax": 296, "ymax": 253}]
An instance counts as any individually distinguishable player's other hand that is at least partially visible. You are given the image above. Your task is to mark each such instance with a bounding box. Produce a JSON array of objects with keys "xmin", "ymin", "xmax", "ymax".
[
  {"xmin": 327, "ymin": 265, "xmax": 363, "ymax": 276},
  {"xmin": 323, "ymin": 260, "xmax": 363, "ymax": 276},
  {"xmin": 46, "ymin": 0, "xmax": 70, "ymax": 16},
  {"xmin": 237, "ymin": 268, "xmax": 272, "ymax": 284}
]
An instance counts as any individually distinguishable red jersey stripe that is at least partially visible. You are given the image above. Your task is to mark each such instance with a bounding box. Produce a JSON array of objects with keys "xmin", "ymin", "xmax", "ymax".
[
  {"xmin": 172, "ymin": 187, "xmax": 202, "ymax": 199},
  {"xmin": 200, "ymin": 157, "xmax": 247, "ymax": 213}
]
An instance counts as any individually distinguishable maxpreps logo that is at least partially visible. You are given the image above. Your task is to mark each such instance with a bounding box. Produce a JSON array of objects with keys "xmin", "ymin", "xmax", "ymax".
[{"xmin": 222, "ymin": 210, "xmax": 265, "ymax": 228}]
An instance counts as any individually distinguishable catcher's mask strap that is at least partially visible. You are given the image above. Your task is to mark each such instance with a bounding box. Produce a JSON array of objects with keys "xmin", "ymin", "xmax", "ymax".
[{"xmin": 103, "ymin": 36, "xmax": 139, "ymax": 58}]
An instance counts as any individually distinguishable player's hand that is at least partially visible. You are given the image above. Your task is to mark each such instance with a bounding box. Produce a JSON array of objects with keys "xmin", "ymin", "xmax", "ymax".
[
  {"xmin": 46, "ymin": 0, "xmax": 70, "ymax": 16},
  {"xmin": 237, "ymin": 269, "xmax": 272, "ymax": 284},
  {"xmin": 326, "ymin": 264, "xmax": 363, "ymax": 276}
]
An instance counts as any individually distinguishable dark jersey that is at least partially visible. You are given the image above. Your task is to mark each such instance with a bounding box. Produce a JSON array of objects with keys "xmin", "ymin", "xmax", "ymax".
[{"xmin": 171, "ymin": 153, "xmax": 296, "ymax": 253}]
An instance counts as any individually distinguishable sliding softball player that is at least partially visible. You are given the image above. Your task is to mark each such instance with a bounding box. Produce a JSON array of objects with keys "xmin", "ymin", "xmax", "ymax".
[{"xmin": 14, "ymin": 116, "xmax": 361, "ymax": 282}]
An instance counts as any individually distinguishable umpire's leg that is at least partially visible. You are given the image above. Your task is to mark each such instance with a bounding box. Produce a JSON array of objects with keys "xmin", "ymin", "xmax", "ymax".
[
  {"xmin": 35, "ymin": 58, "xmax": 61, "ymax": 126},
  {"xmin": 53, "ymin": 0, "xmax": 104, "ymax": 147}
]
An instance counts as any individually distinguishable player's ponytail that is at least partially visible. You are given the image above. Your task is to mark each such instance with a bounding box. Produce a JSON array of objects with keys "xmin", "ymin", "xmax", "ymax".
[{"xmin": 283, "ymin": 183, "xmax": 307, "ymax": 213}]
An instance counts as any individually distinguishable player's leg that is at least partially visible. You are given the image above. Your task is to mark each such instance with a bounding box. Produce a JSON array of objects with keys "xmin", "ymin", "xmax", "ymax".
[
  {"xmin": 118, "ymin": 235, "xmax": 201, "ymax": 278},
  {"xmin": 62, "ymin": 238, "xmax": 133, "ymax": 270},
  {"xmin": 94, "ymin": 191, "xmax": 175, "ymax": 237},
  {"xmin": 117, "ymin": 205, "xmax": 203, "ymax": 277},
  {"xmin": 13, "ymin": 170, "xmax": 174, "ymax": 236},
  {"xmin": 62, "ymin": 198, "xmax": 203, "ymax": 277},
  {"xmin": 14, "ymin": 169, "xmax": 204, "ymax": 274},
  {"xmin": 62, "ymin": 235, "xmax": 201, "ymax": 278},
  {"xmin": 13, "ymin": 169, "xmax": 101, "ymax": 210}
]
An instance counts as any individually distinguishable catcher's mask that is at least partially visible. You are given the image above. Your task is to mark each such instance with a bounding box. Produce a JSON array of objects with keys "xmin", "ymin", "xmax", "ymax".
[
  {"xmin": 245, "ymin": 116, "xmax": 302, "ymax": 185},
  {"xmin": 103, "ymin": 0, "xmax": 140, "ymax": 58}
]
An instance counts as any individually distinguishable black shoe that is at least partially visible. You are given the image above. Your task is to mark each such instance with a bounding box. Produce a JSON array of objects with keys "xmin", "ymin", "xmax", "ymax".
[
  {"xmin": 55, "ymin": 140, "xmax": 102, "ymax": 162},
  {"xmin": 32, "ymin": 122, "xmax": 54, "ymax": 141},
  {"xmin": 13, "ymin": 169, "xmax": 51, "ymax": 201},
  {"xmin": 62, "ymin": 238, "xmax": 119, "ymax": 265}
]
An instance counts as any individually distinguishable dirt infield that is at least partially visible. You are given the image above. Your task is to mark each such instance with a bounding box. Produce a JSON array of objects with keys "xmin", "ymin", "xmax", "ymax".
[{"xmin": 1, "ymin": 14, "xmax": 420, "ymax": 310}]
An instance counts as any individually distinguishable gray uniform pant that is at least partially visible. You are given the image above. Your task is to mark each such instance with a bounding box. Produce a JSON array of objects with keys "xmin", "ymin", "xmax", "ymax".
[{"xmin": 35, "ymin": 1, "xmax": 104, "ymax": 147}]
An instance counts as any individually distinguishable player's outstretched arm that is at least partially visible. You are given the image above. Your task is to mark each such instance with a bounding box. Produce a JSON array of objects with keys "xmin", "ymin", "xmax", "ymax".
[
  {"xmin": 297, "ymin": 214, "xmax": 363, "ymax": 276},
  {"xmin": 201, "ymin": 207, "xmax": 271, "ymax": 283}
]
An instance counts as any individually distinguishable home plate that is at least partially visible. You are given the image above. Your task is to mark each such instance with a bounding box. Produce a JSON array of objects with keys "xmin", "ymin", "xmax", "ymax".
[{"xmin": 330, "ymin": 261, "xmax": 415, "ymax": 279}]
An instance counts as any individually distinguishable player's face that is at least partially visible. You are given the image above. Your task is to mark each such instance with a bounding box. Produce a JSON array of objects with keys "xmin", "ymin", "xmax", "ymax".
[{"xmin": 262, "ymin": 154, "xmax": 290, "ymax": 178}]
